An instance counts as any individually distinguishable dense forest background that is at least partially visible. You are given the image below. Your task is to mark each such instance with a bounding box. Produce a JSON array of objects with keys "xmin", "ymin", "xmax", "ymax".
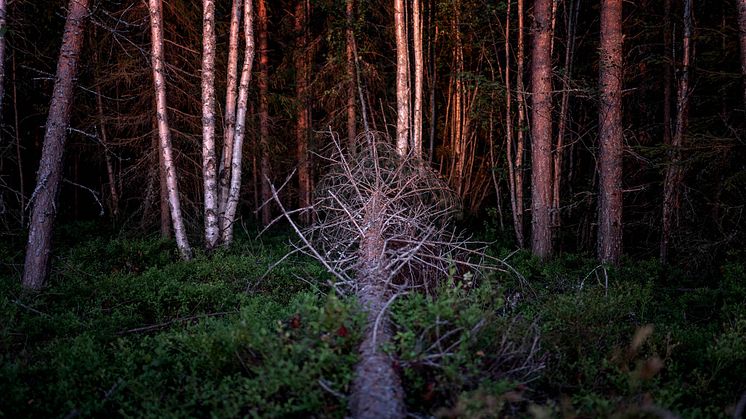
[{"xmin": 1, "ymin": 0, "xmax": 746, "ymax": 417}]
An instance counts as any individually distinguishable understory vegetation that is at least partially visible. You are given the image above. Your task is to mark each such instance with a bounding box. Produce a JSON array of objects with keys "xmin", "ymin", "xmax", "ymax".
[{"xmin": 1, "ymin": 222, "xmax": 745, "ymax": 418}]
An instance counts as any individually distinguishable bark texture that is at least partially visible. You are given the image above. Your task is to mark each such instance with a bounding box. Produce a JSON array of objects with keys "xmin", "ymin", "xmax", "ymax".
[
  {"xmin": 346, "ymin": 0, "xmax": 356, "ymax": 148},
  {"xmin": 530, "ymin": 0, "xmax": 553, "ymax": 260},
  {"xmin": 149, "ymin": 0, "xmax": 192, "ymax": 260},
  {"xmin": 222, "ymin": 0, "xmax": 254, "ymax": 245},
  {"xmin": 394, "ymin": 0, "xmax": 410, "ymax": 156},
  {"xmin": 258, "ymin": 0, "xmax": 271, "ymax": 226},
  {"xmin": 219, "ymin": 0, "xmax": 241, "ymax": 218},
  {"xmin": 295, "ymin": 0, "xmax": 311, "ymax": 224},
  {"xmin": 412, "ymin": 0, "xmax": 424, "ymax": 158},
  {"xmin": 661, "ymin": 0, "xmax": 692, "ymax": 263},
  {"xmin": 597, "ymin": 0, "xmax": 624, "ymax": 265},
  {"xmin": 22, "ymin": 0, "xmax": 90, "ymax": 290},
  {"xmin": 201, "ymin": 0, "xmax": 219, "ymax": 249}
]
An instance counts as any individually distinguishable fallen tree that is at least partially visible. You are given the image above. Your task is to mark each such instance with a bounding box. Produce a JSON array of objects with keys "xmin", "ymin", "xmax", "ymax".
[{"xmin": 266, "ymin": 131, "xmax": 516, "ymax": 418}]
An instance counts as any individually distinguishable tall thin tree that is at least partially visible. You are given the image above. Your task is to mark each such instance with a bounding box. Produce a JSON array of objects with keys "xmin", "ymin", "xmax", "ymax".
[
  {"xmin": 597, "ymin": 0, "xmax": 624, "ymax": 265},
  {"xmin": 530, "ymin": 0, "xmax": 553, "ymax": 260},
  {"xmin": 149, "ymin": 0, "xmax": 192, "ymax": 260},
  {"xmin": 222, "ymin": 0, "xmax": 255, "ymax": 245},
  {"xmin": 661, "ymin": 0, "xmax": 693, "ymax": 263},
  {"xmin": 22, "ymin": 0, "xmax": 90, "ymax": 290},
  {"xmin": 738, "ymin": 0, "xmax": 746, "ymax": 106},
  {"xmin": 394, "ymin": 0, "xmax": 410, "ymax": 156},
  {"xmin": 412, "ymin": 0, "xmax": 424, "ymax": 158},
  {"xmin": 258, "ymin": 0, "xmax": 271, "ymax": 226},
  {"xmin": 346, "ymin": 0, "xmax": 356, "ymax": 148},
  {"xmin": 201, "ymin": 0, "xmax": 219, "ymax": 249},
  {"xmin": 295, "ymin": 0, "xmax": 311, "ymax": 224}
]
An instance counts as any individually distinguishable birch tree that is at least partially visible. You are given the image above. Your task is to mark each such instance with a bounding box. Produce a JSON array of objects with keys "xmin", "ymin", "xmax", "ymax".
[
  {"xmin": 22, "ymin": 0, "xmax": 90, "ymax": 290},
  {"xmin": 394, "ymin": 0, "xmax": 409, "ymax": 156},
  {"xmin": 201, "ymin": 0, "xmax": 219, "ymax": 249},
  {"xmin": 148, "ymin": 0, "xmax": 192, "ymax": 260}
]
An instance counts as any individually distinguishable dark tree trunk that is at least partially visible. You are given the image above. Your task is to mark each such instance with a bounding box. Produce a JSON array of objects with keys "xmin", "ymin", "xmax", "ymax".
[
  {"xmin": 22, "ymin": 0, "xmax": 90, "ymax": 290},
  {"xmin": 530, "ymin": 0, "xmax": 553, "ymax": 260},
  {"xmin": 597, "ymin": 0, "xmax": 624, "ymax": 265},
  {"xmin": 346, "ymin": 0, "xmax": 357, "ymax": 148},
  {"xmin": 258, "ymin": 0, "xmax": 271, "ymax": 226},
  {"xmin": 295, "ymin": 0, "xmax": 311, "ymax": 224},
  {"xmin": 663, "ymin": 0, "xmax": 673, "ymax": 145},
  {"xmin": 738, "ymin": 0, "xmax": 746, "ymax": 106}
]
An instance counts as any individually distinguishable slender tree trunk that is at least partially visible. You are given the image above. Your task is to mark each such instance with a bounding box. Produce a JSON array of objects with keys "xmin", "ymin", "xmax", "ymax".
[
  {"xmin": 394, "ymin": 0, "xmax": 410, "ymax": 156},
  {"xmin": 738, "ymin": 0, "xmax": 746, "ymax": 106},
  {"xmin": 222, "ymin": 0, "xmax": 255, "ymax": 245},
  {"xmin": 149, "ymin": 0, "xmax": 192, "ymax": 260},
  {"xmin": 218, "ymin": 0, "xmax": 242, "ymax": 230},
  {"xmin": 663, "ymin": 0, "xmax": 673, "ymax": 145},
  {"xmin": 514, "ymin": 0, "xmax": 526, "ymax": 247},
  {"xmin": 346, "ymin": 0, "xmax": 357, "ymax": 149},
  {"xmin": 258, "ymin": 0, "xmax": 271, "ymax": 226},
  {"xmin": 530, "ymin": 0, "xmax": 553, "ymax": 260},
  {"xmin": 156, "ymin": 127, "xmax": 171, "ymax": 238},
  {"xmin": 661, "ymin": 0, "xmax": 692, "ymax": 263},
  {"xmin": 427, "ymin": 1, "xmax": 437, "ymax": 163},
  {"xmin": 22, "ymin": 0, "xmax": 90, "ymax": 290},
  {"xmin": 201, "ymin": 0, "xmax": 219, "ymax": 249},
  {"xmin": 505, "ymin": 0, "xmax": 517, "ymax": 241},
  {"xmin": 412, "ymin": 0, "xmax": 424, "ymax": 159},
  {"xmin": 12, "ymin": 51, "xmax": 23, "ymax": 226},
  {"xmin": 597, "ymin": 0, "xmax": 624, "ymax": 265},
  {"xmin": 95, "ymin": 85, "xmax": 119, "ymax": 218},
  {"xmin": 295, "ymin": 0, "xmax": 311, "ymax": 224},
  {"xmin": 552, "ymin": 0, "xmax": 578, "ymax": 237}
]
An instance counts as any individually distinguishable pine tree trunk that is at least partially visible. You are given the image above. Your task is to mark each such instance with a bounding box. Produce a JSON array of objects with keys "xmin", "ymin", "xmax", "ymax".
[
  {"xmin": 22, "ymin": 0, "xmax": 90, "ymax": 290},
  {"xmin": 530, "ymin": 0, "xmax": 553, "ymax": 260},
  {"xmin": 222, "ymin": 0, "xmax": 255, "ymax": 245},
  {"xmin": 597, "ymin": 0, "xmax": 624, "ymax": 265},
  {"xmin": 346, "ymin": 0, "xmax": 357, "ymax": 149},
  {"xmin": 394, "ymin": 0, "xmax": 410, "ymax": 156},
  {"xmin": 201, "ymin": 0, "xmax": 219, "ymax": 249},
  {"xmin": 661, "ymin": 0, "xmax": 692, "ymax": 263},
  {"xmin": 258, "ymin": 0, "xmax": 271, "ymax": 226},
  {"xmin": 514, "ymin": 0, "xmax": 526, "ymax": 247},
  {"xmin": 295, "ymin": 0, "xmax": 311, "ymax": 224},
  {"xmin": 218, "ymin": 0, "xmax": 242, "ymax": 234},
  {"xmin": 149, "ymin": 0, "xmax": 192, "ymax": 260}
]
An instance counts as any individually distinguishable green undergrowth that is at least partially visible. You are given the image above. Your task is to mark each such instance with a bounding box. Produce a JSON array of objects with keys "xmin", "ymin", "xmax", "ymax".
[{"xmin": 1, "ymin": 224, "xmax": 745, "ymax": 417}]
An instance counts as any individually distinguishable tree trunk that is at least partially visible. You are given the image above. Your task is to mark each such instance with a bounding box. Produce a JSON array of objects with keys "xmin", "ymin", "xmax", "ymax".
[
  {"xmin": 394, "ymin": 0, "xmax": 410, "ymax": 156},
  {"xmin": 0, "ymin": 0, "xmax": 7, "ymax": 123},
  {"xmin": 661, "ymin": 0, "xmax": 692, "ymax": 263},
  {"xmin": 514, "ymin": 0, "xmax": 526, "ymax": 247},
  {"xmin": 149, "ymin": 0, "xmax": 192, "ymax": 260},
  {"xmin": 663, "ymin": 0, "xmax": 673, "ymax": 145},
  {"xmin": 412, "ymin": 0, "xmax": 424, "ymax": 159},
  {"xmin": 157, "ymin": 127, "xmax": 171, "ymax": 238},
  {"xmin": 22, "ymin": 0, "xmax": 90, "ymax": 290},
  {"xmin": 221, "ymin": 0, "xmax": 255, "ymax": 245},
  {"xmin": 597, "ymin": 0, "xmax": 624, "ymax": 265},
  {"xmin": 95, "ymin": 84, "xmax": 119, "ymax": 218},
  {"xmin": 738, "ymin": 0, "xmax": 746, "ymax": 106},
  {"xmin": 295, "ymin": 0, "xmax": 311, "ymax": 224},
  {"xmin": 258, "ymin": 0, "xmax": 271, "ymax": 226},
  {"xmin": 201, "ymin": 0, "xmax": 219, "ymax": 249},
  {"xmin": 218, "ymin": 0, "xmax": 242, "ymax": 235},
  {"xmin": 530, "ymin": 0, "xmax": 553, "ymax": 260},
  {"xmin": 346, "ymin": 0, "xmax": 357, "ymax": 149}
]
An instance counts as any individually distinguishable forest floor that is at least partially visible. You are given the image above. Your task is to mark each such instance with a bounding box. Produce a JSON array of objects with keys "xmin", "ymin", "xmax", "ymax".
[{"xmin": 1, "ymin": 221, "xmax": 745, "ymax": 418}]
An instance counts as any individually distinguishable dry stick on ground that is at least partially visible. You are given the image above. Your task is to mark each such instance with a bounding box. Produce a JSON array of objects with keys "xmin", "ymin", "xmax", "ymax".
[{"xmin": 264, "ymin": 131, "xmax": 520, "ymax": 418}]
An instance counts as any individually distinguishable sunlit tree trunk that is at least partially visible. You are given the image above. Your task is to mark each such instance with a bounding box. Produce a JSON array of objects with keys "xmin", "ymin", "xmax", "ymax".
[
  {"xmin": 149, "ymin": 0, "xmax": 192, "ymax": 260},
  {"xmin": 738, "ymin": 0, "xmax": 746, "ymax": 106},
  {"xmin": 661, "ymin": 0, "xmax": 693, "ymax": 263},
  {"xmin": 394, "ymin": 0, "xmax": 410, "ymax": 156},
  {"xmin": 346, "ymin": 0, "xmax": 357, "ymax": 148},
  {"xmin": 597, "ymin": 0, "xmax": 624, "ymax": 265},
  {"xmin": 295, "ymin": 0, "xmax": 311, "ymax": 224},
  {"xmin": 530, "ymin": 0, "xmax": 553, "ymax": 260},
  {"xmin": 218, "ymin": 0, "xmax": 242, "ymax": 231},
  {"xmin": 222, "ymin": 0, "xmax": 255, "ymax": 245},
  {"xmin": 412, "ymin": 0, "xmax": 424, "ymax": 158},
  {"xmin": 201, "ymin": 0, "xmax": 219, "ymax": 249},
  {"xmin": 22, "ymin": 0, "xmax": 90, "ymax": 290},
  {"xmin": 258, "ymin": 0, "xmax": 271, "ymax": 226}
]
